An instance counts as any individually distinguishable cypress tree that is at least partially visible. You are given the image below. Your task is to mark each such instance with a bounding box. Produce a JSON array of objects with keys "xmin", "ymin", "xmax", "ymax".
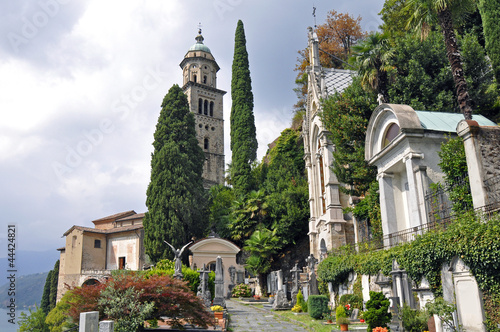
[
  {"xmin": 478, "ymin": 0, "xmax": 500, "ymax": 87},
  {"xmin": 144, "ymin": 84, "xmax": 206, "ymax": 263},
  {"xmin": 40, "ymin": 270, "xmax": 53, "ymax": 315},
  {"xmin": 230, "ymin": 20, "xmax": 258, "ymax": 197},
  {"xmin": 49, "ymin": 260, "xmax": 59, "ymax": 311}
]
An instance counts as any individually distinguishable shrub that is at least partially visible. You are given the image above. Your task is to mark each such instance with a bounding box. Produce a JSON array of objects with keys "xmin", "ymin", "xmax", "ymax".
[
  {"xmin": 364, "ymin": 291, "xmax": 391, "ymax": 330},
  {"xmin": 297, "ymin": 289, "xmax": 308, "ymax": 312},
  {"xmin": 401, "ymin": 304, "xmax": 429, "ymax": 332},
  {"xmin": 339, "ymin": 293, "xmax": 363, "ymax": 310},
  {"xmin": 308, "ymin": 295, "xmax": 329, "ymax": 319},
  {"xmin": 45, "ymin": 291, "xmax": 77, "ymax": 332},
  {"xmin": 232, "ymin": 283, "xmax": 252, "ymax": 297},
  {"xmin": 336, "ymin": 304, "xmax": 347, "ymax": 321},
  {"xmin": 291, "ymin": 304, "xmax": 302, "ymax": 312},
  {"xmin": 67, "ymin": 272, "xmax": 214, "ymax": 329}
]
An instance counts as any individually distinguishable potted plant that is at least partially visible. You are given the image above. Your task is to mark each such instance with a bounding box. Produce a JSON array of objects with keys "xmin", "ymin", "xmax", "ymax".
[
  {"xmin": 211, "ymin": 305, "xmax": 224, "ymax": 320},
  {"xmin": 337, "ymin": 317, "xmax": 351, "ymax": 331},
  {"xmin": 336, "ymin": 305, "xmax": 350, "ymax": 331},
  {"xmin": 268, "ymin": 294, "xmax": 275, "ymax": 304},
  {"xmin": 324, "ymin": 312, "xmax": 335, "ymax": 324}
]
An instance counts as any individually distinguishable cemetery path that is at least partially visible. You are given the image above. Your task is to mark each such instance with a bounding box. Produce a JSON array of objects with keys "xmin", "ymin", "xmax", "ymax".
[{"xmin": 225, "ymin": 299, "xmax": 308, "ymax": 331}]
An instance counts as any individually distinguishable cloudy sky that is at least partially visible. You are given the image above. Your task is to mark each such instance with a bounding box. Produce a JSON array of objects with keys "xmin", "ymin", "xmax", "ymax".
[{"xmin": 0, "ymin": 0, "xmax": 385, "ymax": 257}]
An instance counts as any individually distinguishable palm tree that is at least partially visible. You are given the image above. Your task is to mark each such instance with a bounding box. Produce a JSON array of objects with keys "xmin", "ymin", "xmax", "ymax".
[
  {"xmin": 406, "ymin": 0, "xmax": 476, "ymax": 119},
  {"xmin": 244, "ymin": 227, "xmax": 281, "ymax": 294},
  {"xmin": 350, "ymin": 32, "xmax": 393, "ymax": 103}
]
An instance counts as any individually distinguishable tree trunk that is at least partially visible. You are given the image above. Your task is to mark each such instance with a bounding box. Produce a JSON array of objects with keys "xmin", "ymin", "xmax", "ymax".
[{"xmin": 438, "ymin": 9, "xmax": 473, "ymax": 120}]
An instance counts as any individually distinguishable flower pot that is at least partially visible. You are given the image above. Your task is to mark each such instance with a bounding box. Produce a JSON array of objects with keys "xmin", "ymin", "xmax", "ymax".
[
  {"xmin": 268, "ymin": 297, "xmax": 274, "ymax": 304},
  {"xmin": 340, "ymin": 323, "xmax": 349, "ymax": 331},
  {"xmin": 214, "ymin": 311, "xmax": 223, "ymax": 320},
  {"xmin": 326, "ymin": 319, "xmax": 333, "ymax": 324}
]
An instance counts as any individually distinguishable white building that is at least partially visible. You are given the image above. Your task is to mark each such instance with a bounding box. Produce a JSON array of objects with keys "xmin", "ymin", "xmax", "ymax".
[{"xmin": 303, "ymin": 27, "xmax": 356, "ymax": 258}]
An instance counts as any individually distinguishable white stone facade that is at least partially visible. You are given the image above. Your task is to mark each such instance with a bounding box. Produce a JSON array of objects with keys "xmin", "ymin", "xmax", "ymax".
[{"xmin": 303, "ymin": 27, "xmax": 355, "ymax": 258}]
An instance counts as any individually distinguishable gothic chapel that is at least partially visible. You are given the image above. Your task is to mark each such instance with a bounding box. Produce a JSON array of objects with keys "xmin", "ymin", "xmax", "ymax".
[
  {"xmin": 303, "ymin": 27, "xmax": 357, "ymax": 259},
  {"xmin": 180, "ymin": 29, "xmax": 226, "ymax": 188}
]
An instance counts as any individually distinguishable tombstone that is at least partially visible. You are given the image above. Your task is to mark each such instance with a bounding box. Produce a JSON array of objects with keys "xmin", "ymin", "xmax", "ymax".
[
  {"xmin": 197, "ymin": 264, "xmax": 211, "ymax": 307},
  {"xmin": 388, "ymin": 297, "xmax": 403, "ymax": 332},
  {"xmin": 99, "ymin": 321, "xmax": 114, "ymax": 332},
  {"xmin": 413, "ymin": 278, "xmax": 435, "ymax": 309},
  {"xmin": 350, "ymin": 308, "xmax": 359, "ymax": 320},
  {"xmin": 306, "ymin": 255, "xmax": 319, "ymax": 295},
  {"xmin": 272, "ymin": 289, "xmax": 290, "ymax": 310},
  {"xmin": 290, "ymin": 264, "xmax": 301, "ymax": 306},
  {"xmin": 227, "ymin": 266, "xmax": 236, "ymax": 298},
  {"xmin": 212, "ymin": 256, "xmax": 226, "ymax": 308},
  {"xmin": 450, "ymin": 257, "xmax": 486, "ymax": 332},
  {"xmin": 391, "ymin": 260, "xmax": 415, "ymax": 308},
  {"xmin": 79, "ymin": 311, "xmax": 99, "ymax": 332},
  {"xmin": 276, "ymin": 270, "xmax": 283, "ymax": 291}
]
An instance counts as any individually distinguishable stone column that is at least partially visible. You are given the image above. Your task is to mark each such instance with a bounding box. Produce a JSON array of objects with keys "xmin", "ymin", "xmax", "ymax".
[
  {"xmin": 404, "ymin": 152, "xmax": 424, "ymax": 229},
  {"xmin": 457, "ymin": 120, "xmax": 488, "ymax": 209},
  {"xmin": 378, "ymin": 172, "xmax": 396, "ymax": 247}
]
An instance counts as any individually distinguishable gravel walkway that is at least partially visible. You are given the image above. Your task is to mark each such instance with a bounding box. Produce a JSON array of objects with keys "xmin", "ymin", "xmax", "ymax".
[{"xmin": 225, "ymin": 299, "xmax": 308, "ymax": 332}]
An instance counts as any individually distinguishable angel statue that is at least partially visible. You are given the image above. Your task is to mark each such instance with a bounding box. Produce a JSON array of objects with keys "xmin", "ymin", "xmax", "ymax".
[{"xmin": 164, "ymin": 240, "xmax": 193, "ymax": 279}]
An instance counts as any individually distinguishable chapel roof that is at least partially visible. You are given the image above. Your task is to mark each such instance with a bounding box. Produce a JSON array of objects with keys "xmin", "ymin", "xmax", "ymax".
[
  {"xmin": 415, "ymin": 110, "xmax": 497, "ymax": 132},
  {"xmin": 323, "ymin": 68, "xmax": 354, "ymax": 95}
]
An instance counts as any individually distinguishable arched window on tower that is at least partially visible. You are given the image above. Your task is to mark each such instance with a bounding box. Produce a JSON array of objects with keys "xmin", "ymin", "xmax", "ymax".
[
  {"xmin": 203, "ymin": 75, "xmax": 207, "ymax": 84},
  {"xmin": 193, "ymin": 74, "xmax": 197, "ymax": 83},
  {"xmin": 198, "ymin": 99, "xmax": 203, "ymax": 114},
  {"xmin": 204, "ymin": 100, "xmax": 208, "ymax": 115},
  {"xmin": 204, "ymin": 138, "xmax": 209, "ymax": 150},
  {"xmin": 210, "ymin": 101, "xmax": 214, "ymax": 116}
]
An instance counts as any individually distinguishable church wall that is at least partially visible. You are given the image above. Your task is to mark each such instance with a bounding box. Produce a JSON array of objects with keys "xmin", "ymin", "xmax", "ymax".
[
  {"xmin": 81, "ymin": 233, "xmax": 107, "ymax": 271},
  {"xmin": 106, "ymin": 233, "xmax": 140, "ymax": 271}
]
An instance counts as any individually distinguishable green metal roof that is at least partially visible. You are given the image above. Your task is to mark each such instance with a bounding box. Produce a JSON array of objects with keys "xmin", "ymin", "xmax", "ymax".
[
  {"xmin": 189, "ymin": 42, "xmax": 211, "ymax": 54},
  {"xmin": 415, "ymin": 110, "xmax": 497, "ymax": 132}
]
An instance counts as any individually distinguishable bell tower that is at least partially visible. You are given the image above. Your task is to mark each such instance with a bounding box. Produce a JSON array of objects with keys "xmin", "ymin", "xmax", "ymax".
[{"xmin": 180, "ymin": 29, "xmax": 226, "ymax": 188}]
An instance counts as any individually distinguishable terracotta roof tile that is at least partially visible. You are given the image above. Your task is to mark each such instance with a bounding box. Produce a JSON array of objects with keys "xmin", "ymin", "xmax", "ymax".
[{"xmin": 92, "ymin": 210, "xmax": 136, "ymax": 223}]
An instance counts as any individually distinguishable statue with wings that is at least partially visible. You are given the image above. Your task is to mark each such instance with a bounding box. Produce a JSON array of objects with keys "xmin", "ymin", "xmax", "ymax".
[{"xmin": 164, "ymin": 240, "xmax": 193, "ymax": 278}]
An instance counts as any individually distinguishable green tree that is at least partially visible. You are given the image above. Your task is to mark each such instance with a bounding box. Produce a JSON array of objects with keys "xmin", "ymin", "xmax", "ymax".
[
  {"xmin": 45, "ymin": 291, "xmax": 77, "ymax": 332},
  {"xmin": 244, "ymin": 227, "xmax": 280, "ymax": 292},
  {"xmin": 364, "ymin": 291, "xmax": 392, "ymax": 330},
  {"xmin": 98, "ymin": 284, "xmax": 154, "ymax": 332},
  {"xmin": 208, "ymin": 184, "xmax": 234, "ymax": 238},
  {"xmin": 263, "ymin": 128, "xmax": 309, "ymax": 247},
  {"xmin": 460, "ymin": 32, "xmax": 499, "ymax": 117},
  {"xmin": 477, "ymin": 0, "xmax": 500, "ymax": 89},
  {"xmin": 350, "ymin": 32, "xmax": 394, "ymax": 102},
  {"xmin": 40, "ymin": 270, "xmax": 53, "ymax": 315},
  {"xmin": 387, "ymin": 30, "xmax": 457, "ymax": 111},
  {"xmin": 18, "ymin": 306, "xmax": 50, "ymax": 332},
  {"xmin": 380, "ymin": 0, "xmax": 413, "ymax": 39},
  {"xmin": 406, "ymin": 0, "xmax": 477, "ymax": 119},
  {"xmin": 438, "ymin": 136, "xmax": 473, "ymax": 213},
  {"xmin": 228, "ymin": 189, "xmax": 268, "ymax": 244},
  {"xmin": 144, "ymin": 84, "xmax": 207, "ymax": 263},
  {"xmin": 49, "ymin": 260, "xmax": 59, "ymax": 311},
  {"xmin": 321, "ymin": 76, "xmax": 378, "ymax": 196},
  {"xmin": 230, "ymin": 20, "xmax": 257, "ymax": 197}
]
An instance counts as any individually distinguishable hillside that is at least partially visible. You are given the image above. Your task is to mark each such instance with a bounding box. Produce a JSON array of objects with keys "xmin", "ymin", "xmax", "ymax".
[{"xmin": 0, "ymin": 272, "xmax": 48, "ymax": 309}]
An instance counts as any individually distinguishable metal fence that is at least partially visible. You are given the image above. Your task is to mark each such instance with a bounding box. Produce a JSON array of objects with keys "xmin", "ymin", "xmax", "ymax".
[{"xmin": 355, "ymin": 174, "xmax": 500, "ymax": 251}]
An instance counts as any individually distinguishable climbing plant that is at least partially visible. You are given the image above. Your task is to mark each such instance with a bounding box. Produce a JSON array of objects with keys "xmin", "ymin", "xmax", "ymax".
[{"xmin": 317, "ymin": 211, "xmax": 500, "ymax": 327}]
